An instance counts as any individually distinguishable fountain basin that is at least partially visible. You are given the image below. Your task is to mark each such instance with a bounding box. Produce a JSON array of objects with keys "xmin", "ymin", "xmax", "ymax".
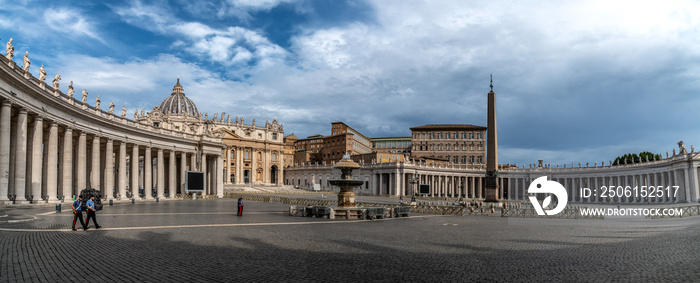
[{"xmin": 329, "ymin": 179, "xmax": 365, "ymax": 207}]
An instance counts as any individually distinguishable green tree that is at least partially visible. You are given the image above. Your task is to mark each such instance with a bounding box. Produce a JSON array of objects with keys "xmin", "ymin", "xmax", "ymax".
[{"xmin": 613, "ymin": 151, "xmax": 661, "ymax": 165}]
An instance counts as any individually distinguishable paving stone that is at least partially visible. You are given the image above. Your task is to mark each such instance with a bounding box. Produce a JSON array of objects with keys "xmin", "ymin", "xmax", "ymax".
[{"xmin": 0, "ymin": 198, "xmax": 698, "ymax": 282}]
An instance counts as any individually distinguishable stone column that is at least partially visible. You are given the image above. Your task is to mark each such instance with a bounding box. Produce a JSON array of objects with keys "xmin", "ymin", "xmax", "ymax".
[
  {"xmin": 217, "ymin": 154, "xmax": 223, "ymax": 198},
  {"xmin": 169, "ymin": 150, "xmax": 175, "ymax": 198},
  {"xmin": 14, "ymin": 109, "xmax": 28, "ymax": 202},
  {"xmin": 46, "ymin": 122, "xmax": 59, "ymax": 202},
  {"xmin": 191, "ymin": 153, "xmax": 196, "ymax": 172},
  {"xmin": 0, "ymin": 101, "xmax": 10, "ymax": 201},
  {"xmin": 201, "ymin": 154, "xmax": 207, "ymax": 195},
  {"xmin": 131, "ymin": 145, "xmax": 139, "ymax": 199},
  {"xmin": 469, "ymin": 177, "xmax": 474, "ymax": 199},
  {"xmin": 225, "ymin": 147, "xmax": 231, "ymax": 184},
  {"xmin": 180, "ymin": 152, "xmax": 186, "ymax": 195},
  {"xmin": 157, "ymin": 148, "xmax": 164, "ymax": 198},
  {"xmin": 144, "ymin": 147, "xmax": 152, "ymax": 199},
  {"xmin": 90, "ymin": 136, "xmax": 100, "ymax": 190},
  {"xmin": 29, "ymin": 116, "xmax": 43, "ymax": 201},
  {"xmin": 237, "ymin": 148, "xmax": 242, "ymax": 184},
  {"xmin": 118, "ymin": 141, "xmax": 127, "ymax": 199},
  {"xmin": 62, "ymin": 127, "xmax": 73, "ymax": 200},
  {"xmin": 104, "ymin": 139, "xmax": 114, "ymax": 199},
  {"xmin": 77, "ymin": 132, "xmax": 87, "ymax": 192}
]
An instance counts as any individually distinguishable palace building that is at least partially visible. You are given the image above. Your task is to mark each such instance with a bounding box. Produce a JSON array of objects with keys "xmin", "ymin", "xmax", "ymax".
[{"xmin": 410, "ymin": 124, "xmax": 487, "ymax": 165}]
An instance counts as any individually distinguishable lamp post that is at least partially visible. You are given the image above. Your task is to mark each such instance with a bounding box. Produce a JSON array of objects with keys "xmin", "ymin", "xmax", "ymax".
[{"xmin": 409, "ymin": 175, "xmax": 419, "ymax": 204}]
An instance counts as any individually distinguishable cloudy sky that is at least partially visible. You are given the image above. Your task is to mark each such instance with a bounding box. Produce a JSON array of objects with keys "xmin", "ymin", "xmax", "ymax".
[{"xmin": 1, "ymin": 0, "xmax": 699, "ymax": 166}]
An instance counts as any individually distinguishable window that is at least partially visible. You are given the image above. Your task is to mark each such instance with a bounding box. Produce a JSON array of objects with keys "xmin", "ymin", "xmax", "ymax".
[
  {"xmin": 153, "ymin": 122, "xmax": 159, "ymax": 128},
  {"xmin": 439, "ymin": 133, "xmax": 443, "ymax": 139},
  {"xmin": 272, "ymin": 153, "xmax": 277, "ymax": 161},
  {"xmin": 446, "ymin": 144, "xmax": 450, "ymax": 151},
  {"xmin": 430, "ymin": 133, "xmax": 434, "ymax": 139},
  {"xmin": 272, "ymin": 133, "xmax": 278, "ymax": 140},
  {"xmin": 478, "ymin": 156, "xmax": 483, "ymax": 163},
  {"xmin": 470, "ymin": 156, "xmax": 475, "ymax": 163},
  {"xmin": 453, "ymin": 156, "xmax": 458, "ymax": 163},
  {"xmin": 230, "ymin": 150, "xmax": 235, "ymax": 158},
  {"xmin": 446, "ymin": 133, "xmax": 451, "ymax": 139},
  {"xmin": 245, "ymin": 150, "xmax": 250, "ymax": 159}
]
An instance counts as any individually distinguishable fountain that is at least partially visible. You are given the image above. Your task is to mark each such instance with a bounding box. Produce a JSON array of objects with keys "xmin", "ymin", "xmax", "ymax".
[
  {"xmin": 288, "ymin": 153, "xmax": 409, "ymax": 220},
  {"xmin": 329, "ymin": 153, "xmax": 365, "ymax": 207}
]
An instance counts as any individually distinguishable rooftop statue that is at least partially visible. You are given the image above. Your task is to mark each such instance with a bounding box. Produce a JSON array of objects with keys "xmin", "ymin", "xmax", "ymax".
[
  {"xmin": 95, "ymin": 95, "xmax": 101, "ymax": 109},
  {"xmin": 678, "ymin": 141, "xmax": 687, "ymax": 154},
  {"xmin": 67, "ymin": 81, "xmax": 74, "ymax": 98},
  {"xmin": 121, "ymin": 106, "xmax": 127, "ymax": 117},
  {"xmin": 81, "ymin": 89, "xmax": 88, "ymax": 104},
  {"xmin": 52, "ymin": 73, "xmax": 61, "ymax": 89},
  {"xmin": 109, "ymin": 101, "xmax": 115, "ymax": 114},
  {"xmin": 5, "ymin": 38, "xmax": 13, "ymax": 60},
  {"xmin": 39, "ymin": 65, "xmax": 46, "ymax": 82},
  {"xmin": 22, "ymin": 51, "xmax": 29, "ymax": 71}
]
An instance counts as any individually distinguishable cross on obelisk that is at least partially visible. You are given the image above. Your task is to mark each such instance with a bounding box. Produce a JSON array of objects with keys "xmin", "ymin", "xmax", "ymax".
[{"xmin": 485, "ymin": 74, "xmax": 500, "ymax": 202}]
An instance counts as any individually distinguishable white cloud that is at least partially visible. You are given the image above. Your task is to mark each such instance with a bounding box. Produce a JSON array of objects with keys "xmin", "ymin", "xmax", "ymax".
[
  {"xmin": 226, "ymin": 0, "xmax": 299, "ymax": 11},
  {"xmin": 114, "ymin": 1, "xmax": 288, "ymax": 67},
  {"xmin": 11, "ymin": 0, "xmax": 700, "ymax": 166},
  {"xmin": 43, "ymin": 8, "xmax": 105, "ymax": 44}
]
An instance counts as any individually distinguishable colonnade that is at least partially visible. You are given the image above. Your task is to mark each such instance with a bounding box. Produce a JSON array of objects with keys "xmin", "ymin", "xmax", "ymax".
[
  {"xmin": 285, "ymin": 159, "xmax": 698, "ymax": 204},
  {"xmin": 0, "ymin": 101, "xmax": 224, "ymax": 203},
  {"xmin": 508, "ymin": 170, "xmax": 692, "ymax": 204}
]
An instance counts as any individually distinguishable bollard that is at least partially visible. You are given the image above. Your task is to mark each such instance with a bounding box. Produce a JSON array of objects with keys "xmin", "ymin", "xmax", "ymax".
[
  {"xmin": 346, "ymin": 209, "xmax": 350, "ymax": 220},
  {"xmin": 193, "ymin": 193, "xmax": 197, "ymax": 200},
  {"xmin": 156, "ymin": 197, "xmax": 159, "ymax": 202},
  {"xmin": 131, "ymin": 198, "xmax": 135, "ymax": 204},
  {"xmin": 109, "ymin": 199, "xmax": 113, "ymax": 206},
  {"xmin": 55, "ymin": 204, "xmax": 61, "ymax": 213}
]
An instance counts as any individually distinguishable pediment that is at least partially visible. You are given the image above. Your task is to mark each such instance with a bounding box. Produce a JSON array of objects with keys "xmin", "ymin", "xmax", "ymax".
[{"xmin": 221, "ymin": 128, "xmax": 243, "ymax": 140}]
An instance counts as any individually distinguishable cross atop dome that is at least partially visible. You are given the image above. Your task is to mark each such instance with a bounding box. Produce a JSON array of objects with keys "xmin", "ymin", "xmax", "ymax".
[{"xmin": 172, "ymin": 78, "xmax": 185, "ymax": 95}]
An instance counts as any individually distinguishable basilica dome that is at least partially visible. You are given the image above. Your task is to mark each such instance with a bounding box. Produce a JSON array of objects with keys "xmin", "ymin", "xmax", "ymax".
[{"xmin": 159, "ymin": 78, "xmax": 199, "ymax": 117}]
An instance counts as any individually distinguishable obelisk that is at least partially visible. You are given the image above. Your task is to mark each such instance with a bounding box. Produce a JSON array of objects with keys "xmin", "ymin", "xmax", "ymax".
[{"xmin": 485, "ymin": 74, "xmax": 500, "ymax": 202}]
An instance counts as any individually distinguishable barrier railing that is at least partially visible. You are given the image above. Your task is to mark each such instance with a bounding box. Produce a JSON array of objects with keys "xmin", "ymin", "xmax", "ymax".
[{"xmin": 647, "ymin": 205, "xmax": 700, "ymax": 219}]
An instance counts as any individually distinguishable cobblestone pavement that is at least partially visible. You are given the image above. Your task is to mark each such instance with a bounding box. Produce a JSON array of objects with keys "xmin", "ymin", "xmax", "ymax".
[{"xmin": 1, "ymin": 198, "xmax": 699, "ymax": 282}]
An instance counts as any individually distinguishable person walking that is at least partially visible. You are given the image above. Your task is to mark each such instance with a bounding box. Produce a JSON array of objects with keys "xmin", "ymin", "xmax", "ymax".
[
  {"xmin": 237, "ymin": 198, "xmax": 243, "ymax": 216},
  {"xmin": 72, "ymin": 195, "xmax": 87, "ymax": 231},
  {"xmin": 85, "ymin": 195, "xmax": 101, "ymax": 229}
]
